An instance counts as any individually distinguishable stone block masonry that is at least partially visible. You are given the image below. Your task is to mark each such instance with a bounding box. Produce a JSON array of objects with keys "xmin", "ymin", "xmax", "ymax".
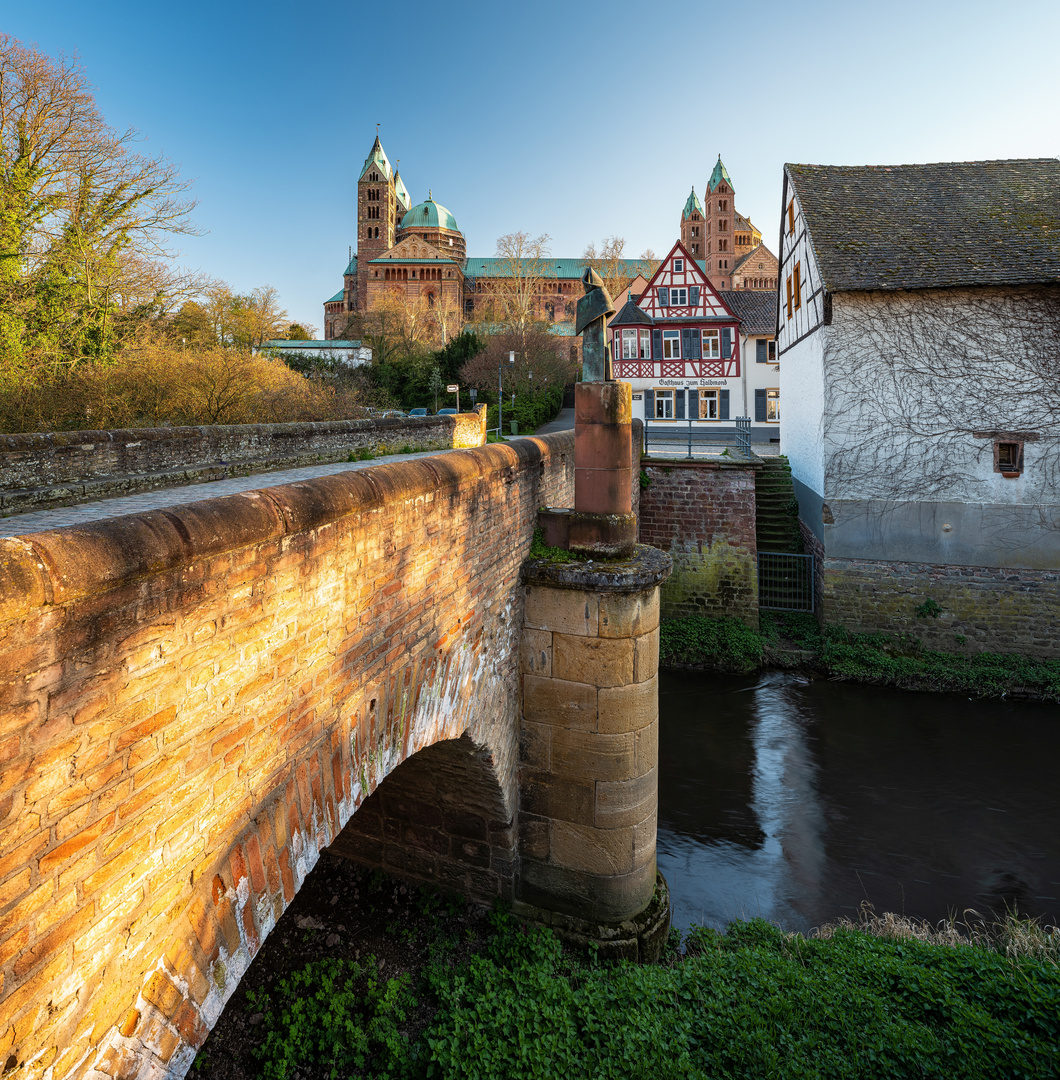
[
  {"xmin": 0, "ymin": 431, "xmax": 572, "ymax": 1079},
  {"xmin": 517, "ymin": 549, "xmax": 671, "ymax": 926},
  {"xmin": 823, "ymin": 557, "xmax": 1060, "ymax": 658},
  {"xmin": 638, "ymin": 460, "xmax": 759, "ymax": 625},
  {"xmin": 0, "ymin": 414, "xmax": 485, "ymax": 516}
]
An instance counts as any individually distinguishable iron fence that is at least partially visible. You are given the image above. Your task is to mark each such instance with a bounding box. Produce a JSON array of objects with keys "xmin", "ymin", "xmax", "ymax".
[
  {"xmin": 757, "ymin": 551, "xmax": 815, "ymax": 612},
  {"xmin": 642, "ymin": 418, "xmax": 755, "ymax": 459}
]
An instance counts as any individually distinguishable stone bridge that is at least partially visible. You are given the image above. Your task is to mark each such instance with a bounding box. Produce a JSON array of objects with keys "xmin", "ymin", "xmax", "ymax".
[{"xmin": 0, "ymin": 430, "xmax": 667, "ymax": 1079}]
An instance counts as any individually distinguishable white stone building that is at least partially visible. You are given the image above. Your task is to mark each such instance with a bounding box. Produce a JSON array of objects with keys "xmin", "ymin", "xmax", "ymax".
[{"xmin": 777, "ymin": 158, "xmax": 1060, "ymax": 654}]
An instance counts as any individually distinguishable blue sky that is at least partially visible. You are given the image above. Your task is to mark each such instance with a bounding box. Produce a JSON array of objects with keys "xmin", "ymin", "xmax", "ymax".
[{"xmin": 5, "ymin": 0, "xmax": 1058, "ymax": 332}]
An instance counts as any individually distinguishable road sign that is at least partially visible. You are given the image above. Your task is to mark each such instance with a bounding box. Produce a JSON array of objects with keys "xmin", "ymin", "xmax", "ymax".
[{"xmin": 446, "ymin": 384, "xmax": 459, "ymax": 393}]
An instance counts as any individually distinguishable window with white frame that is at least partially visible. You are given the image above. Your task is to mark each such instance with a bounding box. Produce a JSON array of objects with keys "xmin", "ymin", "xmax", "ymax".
[
  {"xmin": 663, "ymin": 330, "xmax": 681, "ymax": 359},
  {"xmin": 639, "ymin": 329, "xmax": 652, "ymax": 358},
  {"xmin": 655, "ymin": 390, "xmax": 674, "ymax": 419},
  {"xmin": 673, "ymin": 258, "xmax": 684, "ymax": 272},
  {"xmin": 669, "ymin": 287, "xmax": 688, "ymax": 306},
  {"xmin": 701, "ymin": 329, "xmax": 720, "ymax": 358},
  {"xmin": 699, "ymin": 389, "xmax": 719, "ymax": 419},
  {"xmin": 766, "ymin": 389, "xmax": 780, "ymax": 421},
  {"xmin": 620, "ymin": 329, "xmax": 638, "ymax": 359}
]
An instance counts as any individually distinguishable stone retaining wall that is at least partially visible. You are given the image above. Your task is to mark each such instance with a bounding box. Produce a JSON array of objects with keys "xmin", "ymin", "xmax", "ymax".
[
  {"xmin": 822, "ymin": 557, "xmax": 1060, "ymax": 657},
  {"xmin": 0, "ymin": 413, "xmax": 487, "ymax": 514},
  {"xmin": 638, "ymin": 460, "xmax": 759, "ymax": 625}
]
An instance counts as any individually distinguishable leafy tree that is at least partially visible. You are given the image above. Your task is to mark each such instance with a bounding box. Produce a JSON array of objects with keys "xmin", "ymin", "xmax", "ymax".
[{"xmin": 0, "ymin": 34, "xmax": 202, "ymax": 374}]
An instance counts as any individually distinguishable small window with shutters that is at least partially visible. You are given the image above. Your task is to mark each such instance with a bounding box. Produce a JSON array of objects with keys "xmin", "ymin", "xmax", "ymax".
[
  {"xmin": 756, "ymin": 339, "xmax": 768, "ymax": 363},
  {"xmin": 721, "ymin": 328, "xmax": 732, "ymax": 358},
  {"xmin": 689, "ymin": 285, "xmax": 700, "ymax": 306},
  {"xmin": 699, "ymin": 389, "xmax": 719, "ymax": 420},
  {"xmin": 658, "ymin": 287, "xmax": 669, "ymax": 307}
]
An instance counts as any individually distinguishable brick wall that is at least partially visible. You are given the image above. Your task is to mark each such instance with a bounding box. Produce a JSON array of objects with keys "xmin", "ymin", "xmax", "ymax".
[
  {"xmin": 0, "ymin": 415, "xmax": 482, "ymax": 513},
  {"xmin": 638, "ymin": 461, "xmax": 758, "ymax": 624},
  {"xmin": 822, "ymin": 557, "xmax": 1060, "ymax": 658},
  {"xmin": 0, "ymin": 431, "xmax": 573, "ymax": 1079}
]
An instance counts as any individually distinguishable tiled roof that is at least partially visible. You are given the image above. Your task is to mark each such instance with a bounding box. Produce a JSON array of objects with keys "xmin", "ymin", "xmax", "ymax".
[
  {"xmin": 608, "ymin": 299, "xmax": 654, "ymax": 328},
  {"xmin": 263, "ymin": 339, "xmax": 364, "ymax": 348},
  {"xmin": 344, "ymin": 256, "xmax": 357, "ymax": 276},
  {"xmin": 708, "ymin": 155, "xmax": 733, "ymax": 193},
  {"xmin": 325, "ymin": 290, "xmax": 344, "ymax": 303},
  {"xmin": 787, "ymin": 159, "xmax": 1060, "ymax": 291},
  {"xmin": 719, "ymin": 290, "xmax": 776, "ymax": 335},
  {"xmin": 682, "ymin": 186, "xmax": 704, "ymax": 220}
]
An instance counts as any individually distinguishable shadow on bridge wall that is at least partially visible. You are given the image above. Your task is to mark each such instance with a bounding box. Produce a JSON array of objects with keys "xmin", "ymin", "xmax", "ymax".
[{"xmin": 0, "ymin": 433, "xmax": 572, "ymax": 1079}]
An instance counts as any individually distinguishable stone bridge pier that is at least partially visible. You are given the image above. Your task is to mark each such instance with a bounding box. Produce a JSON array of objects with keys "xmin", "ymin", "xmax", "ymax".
[{"xmin": 0, "ymin": 424, "xmax": 665, "ymax": 1079}]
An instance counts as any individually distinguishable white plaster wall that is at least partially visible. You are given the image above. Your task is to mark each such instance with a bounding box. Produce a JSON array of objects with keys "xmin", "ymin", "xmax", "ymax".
[{"xmin": 779, "ymin": 330, "xmax": 826, "ymax": 496}]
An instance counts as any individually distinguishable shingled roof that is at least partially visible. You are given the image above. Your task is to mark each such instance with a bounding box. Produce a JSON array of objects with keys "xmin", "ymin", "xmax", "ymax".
[
  {"xmin": 786, "ymin": 159, "xmax": 1060, "ymax": 291},
  {"xmin": 719, "ymin": 290, "xmax": 776, "ymax": 335}
]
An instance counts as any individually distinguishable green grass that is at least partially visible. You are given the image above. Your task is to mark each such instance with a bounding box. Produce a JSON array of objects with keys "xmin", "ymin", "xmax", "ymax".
[
  {"xmin": 665, "ymin": 612, "xmax": 1060, "ymax": 701},
  {"xmin": 240, "ymin": 910, "xmax": 1060, "ymax": 1079}
]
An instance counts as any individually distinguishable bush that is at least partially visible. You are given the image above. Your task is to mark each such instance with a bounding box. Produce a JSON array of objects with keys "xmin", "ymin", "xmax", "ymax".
[{"xmin": 659, "ymin": 615, "xmax": 763, "ymax": 672}]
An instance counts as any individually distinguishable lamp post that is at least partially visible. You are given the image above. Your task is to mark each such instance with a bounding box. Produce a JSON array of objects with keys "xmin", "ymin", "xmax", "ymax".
[{"xmin": 499, "ymin": 350, "xmax": 514, "ymax": 438}]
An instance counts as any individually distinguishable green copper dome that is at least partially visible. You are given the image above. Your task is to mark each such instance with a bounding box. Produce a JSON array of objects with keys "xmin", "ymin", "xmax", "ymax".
[
  {"xmin": 682, "ymin": 185, "xmax": 704, "ymax": 219},
  {"xmin": 708, "ymin": 155, "xmax": 733, "ymax": 193},
  {"xmin": 401, "ymin": 192, "xmax": 460, "ymax": 233}
]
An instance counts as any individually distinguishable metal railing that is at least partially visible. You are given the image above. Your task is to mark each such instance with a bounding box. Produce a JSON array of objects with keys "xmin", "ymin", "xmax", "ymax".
[
  {"xmin": 642, "ymin": 416, "xmax": 755, "ymax": 459},
  {"xmin": 757, "ymin": 552, "xmax": 815, "ymax": 612}
]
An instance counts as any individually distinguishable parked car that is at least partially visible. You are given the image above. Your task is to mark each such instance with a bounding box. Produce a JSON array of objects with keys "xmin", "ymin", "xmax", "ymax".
[
  {"xmin": 408, "ymin": 407, "xmax": 428, "ymax": 417},
  {"xmin": 437, "ymin": 408, "xmax": 458, "ymax": 415},
  {"xmin": 380, "ymin": 409, "xmax": 406, "ymax": 418}
]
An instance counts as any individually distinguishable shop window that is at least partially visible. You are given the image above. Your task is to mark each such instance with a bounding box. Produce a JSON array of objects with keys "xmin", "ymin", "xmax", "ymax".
[{"xmin": 655, "ymin": 390, "xmax": 674, "ymax": 419}]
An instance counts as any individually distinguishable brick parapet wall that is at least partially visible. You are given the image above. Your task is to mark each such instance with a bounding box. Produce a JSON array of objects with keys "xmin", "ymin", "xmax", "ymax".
[
  {"xmin": 822, "ymin": 557, "xmax": 1060, "ymax": 657},
  {"xmin": 0, "ymin": 415, "xmax": 486, "ymax": 514},
  {"xmin": 0, "ymin": 431, "xmax": 573, "ymax": 1079},
  {"xmin": 638, "ymin": 461, "xmax": 759, "ymax": 624}
]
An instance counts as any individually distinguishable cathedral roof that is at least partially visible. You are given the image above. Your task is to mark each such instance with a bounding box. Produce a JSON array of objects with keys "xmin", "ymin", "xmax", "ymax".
[
  {"xmin": 359, "ymin": 136, "xmax": 393, "ymax": 181},
  {"xmin": 733, "ymin": 243, "xmax": 776, "ymax": 273},
  {"xmin": 708, "ymin": 155, "xmax": 733, "ymax": 193},
  {"xmin": 682, "ymin": 186, "xmax": 704, "ymax": 220},
  {"xmin": 394, "ymin": 170, "xmax": 411, "ymax": 212},
  {"xmin": 786, "ymin": 158, "xmax": 1060, "ymax": 291},
  {"xmin": 325, "ymin": 289, "xmax": 344, "ymax": 303},
  {"xmin": 344, "ymin": 255, "xmax": 357, "ymax": 275},
  {"xmin": 401, "ymin": 194, "xmax": 460, "ymax": 233}
]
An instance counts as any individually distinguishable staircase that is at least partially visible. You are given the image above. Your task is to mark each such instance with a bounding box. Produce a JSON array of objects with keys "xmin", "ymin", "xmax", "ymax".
[{"xmin": 755, "ymin": 456, "xmax": 802, "ymax": 553}]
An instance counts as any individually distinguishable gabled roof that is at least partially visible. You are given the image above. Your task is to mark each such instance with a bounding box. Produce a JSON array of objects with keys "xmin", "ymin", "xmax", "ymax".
[
  {"xmin": 264, "ymin": 339, "xmax": 364, "ymax": 349},
  {"xmin": 719, "ymin": 291, "xmax": 776, "ymax": 335},
  {"xmin": 368, "ymin": 234, "xmax": 459, "ymax": 264},
  {"xmin": 609, "ymin": 298, "xmax": 654, "ymax": 328},
  {"xmin": 682, "ymin": 186, "xmax": 704, "ymax": 220},
  {"xmin": 733, "ymin": 242, "xmax": 777, "ymax": 273},
  {"xmin": 359, "ymin": 135, "xmax": 393, "ymax": 181},
  {"xmin": 708, "ymin": 155, "xmax": 733, "ymax": 193},
  {"xmin": 786, "ymin": 159, "xmax": 1060, "ymax": 291}
]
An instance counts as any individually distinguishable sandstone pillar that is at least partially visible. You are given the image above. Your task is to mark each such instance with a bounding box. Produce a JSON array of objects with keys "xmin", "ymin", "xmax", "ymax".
[{"xmin": 516, "ymin": 547, "xmax": 671, "ymax": 941}]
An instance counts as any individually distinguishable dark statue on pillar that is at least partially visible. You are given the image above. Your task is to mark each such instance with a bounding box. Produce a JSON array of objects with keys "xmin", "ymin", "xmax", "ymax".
[{"xmin": 575, "ymin": 268, "xmax": 616, "ymax": 383}]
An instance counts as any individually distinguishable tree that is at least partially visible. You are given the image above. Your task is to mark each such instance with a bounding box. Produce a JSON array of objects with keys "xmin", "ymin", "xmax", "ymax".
[
  {"xmin": 286, "ymin": 322, "xmax": 316, "ymax": 340},
  {"xmin": 482, "ymin": 232, "xmax": 554, "ymax": 331},
  {"xmin": 583, "ymin": 235, "xmax": 634, "ymax": 304},
  {"xmin": 0, "ymin": 34, "xmax": 200, "ymax": 371}
]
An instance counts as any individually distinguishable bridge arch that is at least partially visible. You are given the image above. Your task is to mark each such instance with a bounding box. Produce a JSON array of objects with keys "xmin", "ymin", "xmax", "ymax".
[{"xmin": 0, "ymin": 437, "xmax": 572, "ymax": 1078}]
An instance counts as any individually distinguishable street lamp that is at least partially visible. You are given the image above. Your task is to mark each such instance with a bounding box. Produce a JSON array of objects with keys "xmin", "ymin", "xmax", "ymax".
[{"xmin": 499, "ymin": 350, "xmax": 515, "ymax": 437}]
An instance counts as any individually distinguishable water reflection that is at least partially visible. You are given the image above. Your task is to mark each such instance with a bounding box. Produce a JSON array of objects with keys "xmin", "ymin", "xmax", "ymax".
[{"xmin": 658, "ymin": 670, "xmax": 1060, "ymax": 935}]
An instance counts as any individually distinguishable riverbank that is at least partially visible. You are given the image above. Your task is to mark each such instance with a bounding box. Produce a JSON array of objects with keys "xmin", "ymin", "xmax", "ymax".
[
  {"xmin": 659, "ymin": 612, "xmax": 1060, "ymax": 702},
  {"xmin": 192, "ymin": 856, "xmax": 1060, "ymax": 1079}
]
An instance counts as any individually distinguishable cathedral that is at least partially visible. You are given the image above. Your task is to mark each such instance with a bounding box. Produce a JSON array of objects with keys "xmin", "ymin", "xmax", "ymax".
[{"xmin": 323, "ymin": 137, "xmax": 777, "ymax": 340}]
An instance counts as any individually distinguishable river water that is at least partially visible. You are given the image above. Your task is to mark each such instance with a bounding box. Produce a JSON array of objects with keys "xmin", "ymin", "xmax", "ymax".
[{"xmin": 657, "ymin": 669, "xmax": 1060, "ymax": 935}]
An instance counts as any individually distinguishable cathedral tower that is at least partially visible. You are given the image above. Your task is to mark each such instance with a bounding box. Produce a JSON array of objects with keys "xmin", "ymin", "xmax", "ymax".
[
  {"xmin": 705, "ymin": 155, "xmax": 735, "ymax": 290},
  {"xmin": 356, "ymin": 135, "xmax": 398, "ymax": 313},
  {"xmin": 680, "ymin": 186, "xmax": 705, "ymax": 258}
]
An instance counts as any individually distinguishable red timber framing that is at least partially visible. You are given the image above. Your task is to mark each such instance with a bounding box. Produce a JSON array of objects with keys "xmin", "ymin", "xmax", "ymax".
[{"xmin": 610, "ymin": 240, "xmax": 741, "ymax": 380}]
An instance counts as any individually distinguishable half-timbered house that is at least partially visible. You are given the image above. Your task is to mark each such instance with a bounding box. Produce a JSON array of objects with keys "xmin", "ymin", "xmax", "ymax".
[
  {"xmin": 610, "ymin": 240, "xmax": 745, "ymax": 429},
  {"xmin": 778, "ymin": 158, "xmax": 1060, "ymax": 656}
]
